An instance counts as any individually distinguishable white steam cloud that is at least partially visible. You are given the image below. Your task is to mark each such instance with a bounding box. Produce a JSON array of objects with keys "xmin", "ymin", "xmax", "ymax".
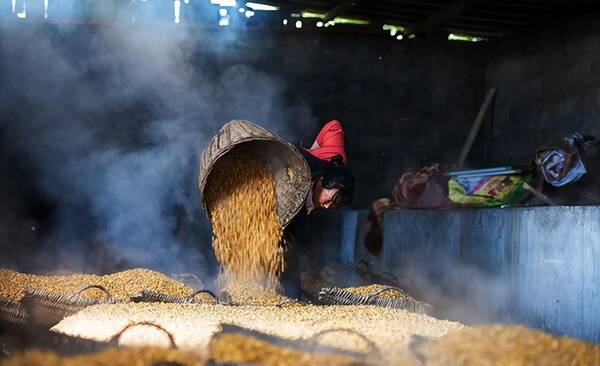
[{"xmin": 0, "ymin": 2, "xmax": 316, "ymax": 277}]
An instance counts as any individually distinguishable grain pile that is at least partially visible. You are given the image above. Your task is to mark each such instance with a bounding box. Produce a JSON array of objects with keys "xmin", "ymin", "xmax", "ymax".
[
  {"xmin": 209, "ymin": 333, "xmax": 361, "ymax": 366},
  {"xmin": 204, "ymin": 147, "xmax": 284, "ymax": 289},
  {"xmin": 344, "ymin": 284, "xmax": 408, "ymax": 299},
  {"xmin": 221, "ymin": 282, "xmax": 291, "ymax": 306},
  {"xmin": 0, "ymin": 346, "xmax": 205, "ymax": 366},
  {"xmin": 300, "ymin": 271, "xmax": 329, "ymax": 300},
  {"xmin": 0, "ymin": 268, "xmax": 193, "ymax": 301},
  {"xmin": 391, "ymin": 325, "xmax": 600, "ymax": 366},
  {"xmin": 51, "ymin": 302, "xmax": 464, "ymax": 355}
]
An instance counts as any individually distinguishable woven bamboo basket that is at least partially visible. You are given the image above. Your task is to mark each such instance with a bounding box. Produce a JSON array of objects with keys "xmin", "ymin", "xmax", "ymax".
[{"xmin": 199, "ymin": 120, "xmax": 311, "ymax": 227}]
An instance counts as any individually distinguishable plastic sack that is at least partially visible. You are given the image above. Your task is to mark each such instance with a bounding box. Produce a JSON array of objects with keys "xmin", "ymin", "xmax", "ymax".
[
  {"xmin": 534, "ymin": 132, "xmax": 596, "ymax": 187},
  {"xmin": 448, "ymin": 174, "xmax": 533, "ymax": 207}
]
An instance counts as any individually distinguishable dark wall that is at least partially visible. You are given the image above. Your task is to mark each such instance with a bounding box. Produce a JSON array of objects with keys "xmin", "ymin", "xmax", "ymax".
[
  {"xmin": 486, "ymin": 15, "xmax": 600, "ymax": 203},
  {"xmin": 311, "ymin": 36, "xmax": 488, "ymax": 205},
  {"xmin": 203, "ymin": 30, "xmax": 489, "ymax": 207},
  {"xmin": 0, "ymin": 21, "xmax": 487, "ymax": 274}
]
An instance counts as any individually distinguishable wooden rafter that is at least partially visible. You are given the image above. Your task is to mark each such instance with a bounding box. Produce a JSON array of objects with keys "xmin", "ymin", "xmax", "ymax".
[
  {"xmin": 323, "ymin": 0, "xmax": 360, "ymax": 22},
  {"xmin": 241, "ymin": 0, "xmax": 581, "ymax": 39},
  {"xmin": 402, "ymin": 0, "xmax": 480, "ymax": 36}
]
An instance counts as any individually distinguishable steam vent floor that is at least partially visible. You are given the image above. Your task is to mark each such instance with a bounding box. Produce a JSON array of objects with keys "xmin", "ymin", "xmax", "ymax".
[{"xmin": 51, "ymin": 302, "xmax": 464, "ymax": 356}]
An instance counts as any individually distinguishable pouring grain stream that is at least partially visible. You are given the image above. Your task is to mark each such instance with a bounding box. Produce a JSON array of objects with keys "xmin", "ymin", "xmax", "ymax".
[{"xmin": 204, "ymin": 147, "xmax": 285, "ymax": 290}]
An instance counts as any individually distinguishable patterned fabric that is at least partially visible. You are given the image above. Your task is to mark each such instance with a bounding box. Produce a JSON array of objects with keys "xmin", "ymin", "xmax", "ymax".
[{"xmin": 392, "ymin": 164, "xmax": 453, "ymax": 208}]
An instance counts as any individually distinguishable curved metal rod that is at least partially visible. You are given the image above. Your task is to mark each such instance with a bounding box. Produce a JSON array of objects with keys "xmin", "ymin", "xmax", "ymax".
[
  {"xmin": 186, "ymin": 289, "xmax": 220, "ymax": 304},
  {"xmin": 171, "ymin": 273, "xmax": 204, "ymax": 288},
  {"xmin": 112, "ymin": 321, "xmax": 177, "ymax": 348},
  {"xmin": 68, "ymin": 285, "xmax": 112, "ymax": 303},
  {"xmin": 309, "ymin": 328, "xmax": 380, "ymax": 357}
]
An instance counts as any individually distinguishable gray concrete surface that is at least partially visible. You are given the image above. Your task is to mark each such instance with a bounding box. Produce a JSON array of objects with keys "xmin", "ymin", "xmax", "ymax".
[{"xmin": 373, "ymin": 206, "xmax": 600, "ymax": 343}]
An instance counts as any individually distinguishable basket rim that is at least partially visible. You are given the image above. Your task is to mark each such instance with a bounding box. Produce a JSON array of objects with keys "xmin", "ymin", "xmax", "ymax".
[{"xmin": 198, "ymin": 121, "xmax": 311, "ymax": 227}]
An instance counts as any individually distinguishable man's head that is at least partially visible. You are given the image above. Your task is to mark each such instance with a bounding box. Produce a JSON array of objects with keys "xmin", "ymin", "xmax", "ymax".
[{"xmin": 311, "ymin": 155, "xmax": 354, "ymax": 210}]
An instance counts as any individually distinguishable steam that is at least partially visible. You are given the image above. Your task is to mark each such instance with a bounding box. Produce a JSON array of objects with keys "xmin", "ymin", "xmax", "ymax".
[
  {"xmin": 394, "ymin": 261, "xmax": 512, "ymax": 324},
  {"xmin": 0, "ymin": 3, "xmax": 316, "ymax": 276}
]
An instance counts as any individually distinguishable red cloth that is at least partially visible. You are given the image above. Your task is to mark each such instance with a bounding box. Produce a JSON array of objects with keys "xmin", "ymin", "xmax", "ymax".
[{"xmin": 305, "ymin": 120, "xmax": 348, "ymax": 164}]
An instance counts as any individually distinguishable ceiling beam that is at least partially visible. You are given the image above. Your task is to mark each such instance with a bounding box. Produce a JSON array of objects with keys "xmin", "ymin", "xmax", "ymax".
[
  {"xmin": 463, "ymin": 8, "xmax": 545, "ymax": 21},
  {"xmin": 442, "ymin": 21, "xmax": 508, "ymax": 32},
  {"xmin": 402, "ymin": 0, "xmax": 479, "ymax": 36},
  {"xmin": 488, "ymin": 1, "xmax": 559, "ymax": 10},
  {"xmin": 454, "ymin": 15, "xmax": 529, "ymax": 25},
  {"xmin": 323, "ymin": 0, "xmax": 360, "ymax": 22},
  {"xmin": 441, "ymin": 26, "xmax": 504, "ymax": 38}
]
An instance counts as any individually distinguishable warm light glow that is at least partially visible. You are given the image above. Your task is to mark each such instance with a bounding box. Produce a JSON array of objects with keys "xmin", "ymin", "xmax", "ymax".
[
  {"xmin": 174, "ymin": 0, "xmax": 181, "ymax": 23},
  {"xmin": 245, "ymin": 2, "xmax": 279, "ymax": 11},
  {"xmin": 333, "ymin": 17, "xmax": 369, "ymax": 25},
  {"xmin": 16, "ymin": 1, "xmax": 27, "ymax": 18},
  {"xmin": 219, "ymin": 8, "xmax": 230, "ymax": 26},
  {"xmin": 383, "ymin": 24, "xmax": 406, "ymax": 37},
  {"xmin": 219, "ymin": 16, "xmax": 230, "ymax": 26},
  {"xmin": 301, "ymin": 11, "xmax": 324, "ymax": 19},
  {"xmin": 211, "ymin": 0, "xmax": 236, "ymax": 7},
  {"xmin": 302, "ymin": 12, "xmax": 368, "ymax": 25},
  {"xmin": 448, "ymin": 33, "xmax": 486, "ymax": 42}
]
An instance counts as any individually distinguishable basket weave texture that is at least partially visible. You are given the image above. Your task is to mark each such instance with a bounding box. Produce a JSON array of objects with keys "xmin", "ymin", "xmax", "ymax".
[{"xmin": 199, "ymin": 120, "xmax": 311, "ymax": 227}]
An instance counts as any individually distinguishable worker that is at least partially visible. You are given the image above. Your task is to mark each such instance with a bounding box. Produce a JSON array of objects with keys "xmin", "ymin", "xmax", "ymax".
[
  {"xmin": 281, "ymin": 120, "xmax": 354, "ymax": 298},
  {"xmin": 299, "ymin": 119, "xmax": 354, "ymax": 213}
]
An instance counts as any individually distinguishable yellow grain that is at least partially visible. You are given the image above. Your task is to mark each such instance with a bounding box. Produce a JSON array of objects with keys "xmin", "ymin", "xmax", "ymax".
[
  {"xmin": 1, "ymin": 346, "xmax": 205, "ymax": 366},
  {"xmin": 204, "ymin": 147, "xmax": 284, "ymax": 291},
  {"xmin": 391, "ymin": 325, "xmax": 600, "ymax": 366},
  {"xmin": 0, "ymin": 268, "xmax": 193, "ymax": 302},
  {"xmin": 210, "ymin": 333, "xmax": 359, "ymax": 366}
]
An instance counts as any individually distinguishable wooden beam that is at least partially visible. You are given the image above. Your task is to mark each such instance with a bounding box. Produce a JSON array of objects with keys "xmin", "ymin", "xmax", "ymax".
[
  {"xmin": 403, "ymin": 0, "xmax": 479, "ymax": 36},
  {"xmin": 440, "ymin": 26, "xmax": 504, "ymax": 37},
  {"xmin": 443, "ymin": 21, "xmax": 509, "ymax": 32},
  {"xmin": 359, "ymin": 2, "xmax": 440, "ymax": 15},
  {"xmin": 488, "ymin": 1, "xmax": 559, "ymax": 11},
  {"xmin": 464, "ymin": 7, "xmax": 546, "ymax": 20},
  {"xmin": 457, "ymin": 88, "xmax": 496, "ymax": 167},
  {"xmin": 323, "ymin": 0, "xmax": 359, "ymax": 22},
  {"xmin": 455, "ymin": 15, "xmax": 529, "ymax": 26}
]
